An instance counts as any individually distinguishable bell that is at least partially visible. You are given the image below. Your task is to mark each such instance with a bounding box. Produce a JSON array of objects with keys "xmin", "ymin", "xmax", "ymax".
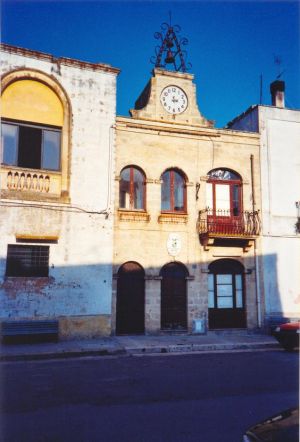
[
  {"xmin": 166, "ymin": 38, "xmax": 174, "ymax": 48},
  {"xmin": 165, "ymin": 50, "xmax": 175, "ymax": 64}
]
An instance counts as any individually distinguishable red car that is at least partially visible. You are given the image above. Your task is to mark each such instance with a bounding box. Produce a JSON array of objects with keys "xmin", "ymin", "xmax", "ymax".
[
  {"xmin": 273, "ymin": 322, "xmax": 300, "ymax": 351},
  {"xmin": 243, "ymin": 407, "xmax": 299, "ymax": 441}
]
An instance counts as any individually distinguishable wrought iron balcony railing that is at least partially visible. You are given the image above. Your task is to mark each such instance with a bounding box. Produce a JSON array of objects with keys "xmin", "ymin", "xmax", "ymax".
[{"xmin": 197, "ymin": 208, "xmax": 261, "ymax": 237}]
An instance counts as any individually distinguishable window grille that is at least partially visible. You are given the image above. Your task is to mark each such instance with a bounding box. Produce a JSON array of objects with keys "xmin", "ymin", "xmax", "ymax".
[{"xmin": 6, "ymin": 245, "xmax": 49, "ymax": 277}]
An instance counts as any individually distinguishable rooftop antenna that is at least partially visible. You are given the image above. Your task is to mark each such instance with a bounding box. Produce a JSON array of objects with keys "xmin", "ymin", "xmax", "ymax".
[
  {"xmin": 259, "ymin": 74, "xmax": 263, "ymax": 104},
  {"xmin": 273, "ymin": 54, "xmax": 285, "ymax": 79}
]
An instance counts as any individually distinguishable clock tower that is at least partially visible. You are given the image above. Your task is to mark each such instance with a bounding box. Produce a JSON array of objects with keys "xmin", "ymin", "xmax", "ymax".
[{"xmin": 130, "ymin": 67, "xmax": 214, "ymax": 127}]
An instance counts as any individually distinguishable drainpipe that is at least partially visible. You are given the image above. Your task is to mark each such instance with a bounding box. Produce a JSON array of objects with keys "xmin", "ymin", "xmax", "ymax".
[
  {"xmin": 254, "ymin": 243, "xmax": 262, "ymax": 328},
  {"xmin": 251, "ymin": 154, "xmax": 262, "ymax": 328}
]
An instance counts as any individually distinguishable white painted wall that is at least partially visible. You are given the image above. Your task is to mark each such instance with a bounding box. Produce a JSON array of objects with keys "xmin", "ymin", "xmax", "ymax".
[
  {"xmin": 231, "ymin": 105, "xmax": 300, "ymax": 321},
  {"xmin": 259, "ymin": 107, "xmax": 300, "ymax": 319},
  {"xmin": 0, "ymin": 48, "xmax": 117, "ymax": 329}
]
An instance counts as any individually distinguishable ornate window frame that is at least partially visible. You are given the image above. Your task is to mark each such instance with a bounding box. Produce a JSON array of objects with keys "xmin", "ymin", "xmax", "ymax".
[{"xmin": 1, "ymin": 68, "xmax": 71, "ymax": 201}]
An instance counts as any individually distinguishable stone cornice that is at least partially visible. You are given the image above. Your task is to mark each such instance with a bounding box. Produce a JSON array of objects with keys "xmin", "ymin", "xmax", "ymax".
[
  {"xmin": 0, "ymin": 43, "xmax": 120, "ymax": 75},
  {"xmin": 116, "ymin": 117, "xmax": 260, "ymax": 139}
]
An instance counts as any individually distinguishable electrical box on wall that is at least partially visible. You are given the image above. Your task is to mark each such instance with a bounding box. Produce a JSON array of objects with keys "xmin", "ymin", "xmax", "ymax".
[{"xmin": 192, "ymin": 318, "xmax": 207, "ymax": 334}]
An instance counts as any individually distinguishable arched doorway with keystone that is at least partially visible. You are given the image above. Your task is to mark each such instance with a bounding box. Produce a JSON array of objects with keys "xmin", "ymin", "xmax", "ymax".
[
  {"xmin": 160, "ymin": 262, "xmax": 188, "ymax": 331},
  {"xmin": 116, "ymin": 261, "xmax": 145, "ymax": 335},
  {"xmin": 208, "ymin": 259, "xmax": 246, "ymax": 329}
]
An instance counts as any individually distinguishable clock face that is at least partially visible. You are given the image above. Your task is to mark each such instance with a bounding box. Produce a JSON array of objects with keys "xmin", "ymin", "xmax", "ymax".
[{"xmin": 160, "ymin": 86, "xmax": 188, "ymax": 114}]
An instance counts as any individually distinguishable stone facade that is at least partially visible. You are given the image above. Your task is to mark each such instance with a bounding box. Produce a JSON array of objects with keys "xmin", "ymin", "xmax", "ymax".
[
  {"xmin": 113, "ymin": 69, "xmax": 262, "ymax": 335},
  {"xmin": 0, "ymin": 44, "xmax": 119, "ymax": 339}
]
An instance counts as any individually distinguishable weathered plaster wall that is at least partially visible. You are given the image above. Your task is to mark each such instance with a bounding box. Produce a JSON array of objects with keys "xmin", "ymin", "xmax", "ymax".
[{"xmin": 0, "ymin": 47, "xmax": 118, "ymax": 338}]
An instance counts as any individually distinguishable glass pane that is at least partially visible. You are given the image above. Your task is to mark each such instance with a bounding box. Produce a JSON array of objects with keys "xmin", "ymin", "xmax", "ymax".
[
  {"xmin": 235, "ymin": 274, "xmax": 242, "ymax": 290},
  {"xmin": 217, "ymin": 284, "xmax": 233, "ymax": 297},
  {"xmin": 215, "ymin": 184, "xmax": 230, "ymax": 213},
  {"xmin": 208, "ymin": 273, "xmax": 214, "ymax": 290},
  {"xmin": 216, "ymin": 274, "xmax": 232, "ymax": 284},
  {"xmin": 161, "ymin": 171, "xmax": 170, "ymax": 211},
  {"xmin": 206, "ymin": 182, "xmax": 213, "ymax": 211},
  {"xmin": 174, "ymin": 171, "xmax": 184, "ymax": 211},
  {"xmin": 208, "ymin": 291, "xmax": 215, "ymax": 308},
  {"xmin": 233, "ymin": 184, "xmax": 240, "ymax": 216},
  {"xmin": 217, "ymin": 297, "xmax": 233, "ymax": 308},
  {"xmin": 133, "ymin": 168, "xmax": 144, "ymax": 209},
  {"xmin": 2, "ymin": 123, "xmax": 18, "ymax": 165},
  {"xmin": 236, "ymin": 290, "xmax": 243, "ymax": 308},
  {"xmin": 209, "ymin": 169, "xmax": 239, "ymax": 180},
  {"xmin": 120, "ymin": 168, "xmax": 130, "ymax": 209},
  {"xmin": 42, "ymin": 130, "xmax": 61, "ymax": 170},
  {"xmin": 18, "ymin": 126, "xmax": 42, "ymax": 169}
]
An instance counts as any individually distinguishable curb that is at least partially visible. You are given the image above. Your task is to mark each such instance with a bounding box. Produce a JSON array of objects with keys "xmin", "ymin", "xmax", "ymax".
[
  {"xmin": 0, "ymin": 348, "xmax": 126, "ymax": 362},
  {"xmin": 125, "ymin": 341, "xmax": 280, "ymax": 355},
  {"xmin": 0, "ymin": 341, "xmax": 279, "ymax": 362}
]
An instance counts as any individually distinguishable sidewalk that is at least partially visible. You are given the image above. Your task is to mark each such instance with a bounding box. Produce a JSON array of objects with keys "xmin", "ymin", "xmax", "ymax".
[{"xmin": 0, "ymin": 331, "xmax": 280, "ymax": 362}]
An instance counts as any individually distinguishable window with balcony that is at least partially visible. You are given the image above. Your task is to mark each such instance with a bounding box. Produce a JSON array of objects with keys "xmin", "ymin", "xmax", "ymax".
[
  {"xmin": 206, "ymin": 169, "xmax": 242, "ymax": 217},
  {"xmin": 2, "ymin": 121, "xmax": 61, "ymax": 171},
  {"xmin": 119, "ymin": 166, "xmax": 146, "ymax": 210},
  {"xmin": 1, "ymin": 73, "xmax": 70, "ymax": 199},
  {"xmin": 161, "ymin": 169, "xmax": 186, "ymax": 213},
  {"xmin": 204, "ymin": 168, "xmax": 243, "ymax": 235}
]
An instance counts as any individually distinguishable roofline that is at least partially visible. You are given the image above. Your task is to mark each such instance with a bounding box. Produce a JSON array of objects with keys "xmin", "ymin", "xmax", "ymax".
[
  {"xmin": 0, "ymin": 43, "xmax": 120, "ymax": 75},
  {"xmin": 226, "ymin": 103, "xmax": 300, "ymax": 128},
  {"xmin": 226, "ymin": 105, "xmax": 258, "ymax": 128}
]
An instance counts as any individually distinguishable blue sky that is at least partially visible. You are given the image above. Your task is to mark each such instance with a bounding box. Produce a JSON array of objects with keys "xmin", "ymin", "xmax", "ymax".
[{"xmin": 2, "ymin": 0, "xmax": 300, "ymax": 127}]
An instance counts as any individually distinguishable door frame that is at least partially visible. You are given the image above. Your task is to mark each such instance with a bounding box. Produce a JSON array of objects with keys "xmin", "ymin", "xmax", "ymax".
[
  {"xmin": 116, "ymin": 261, "xmax": 145, "ymax": 335},
  {"xmin": 208, "ymin": 259, "xmax": 246, "ymax": 329},
  {"xmin": 160, "ymin": 261, "xmax": 189, "ymax": 331}
]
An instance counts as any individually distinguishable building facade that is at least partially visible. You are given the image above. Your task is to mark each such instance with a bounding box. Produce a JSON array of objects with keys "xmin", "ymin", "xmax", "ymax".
[
  {"xmin": 112, "ymin": 68, "xmax": 263, "ymax": 335},
  {"xmin": 228, "ymin": 80, "xmax": 300, "ymax": 328},
  {"xmin": 0, "ymin": 44, "xmax": 119, "ymax": 339}
]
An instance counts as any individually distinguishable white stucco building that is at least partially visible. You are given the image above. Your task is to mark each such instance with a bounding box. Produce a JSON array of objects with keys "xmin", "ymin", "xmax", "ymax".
[
  {"xmin": 228, "ymin": 80, "xmax": 300, "ymax": 328},
  {"xmin": 0, "ymin": 44, "xmax": 119, "ymax": 339}
]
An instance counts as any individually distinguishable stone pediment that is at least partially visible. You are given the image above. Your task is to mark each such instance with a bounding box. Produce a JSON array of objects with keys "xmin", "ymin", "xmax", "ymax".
[{"xmin": 130, "ymin": 68, "xmax": 214, "ymax": 127}]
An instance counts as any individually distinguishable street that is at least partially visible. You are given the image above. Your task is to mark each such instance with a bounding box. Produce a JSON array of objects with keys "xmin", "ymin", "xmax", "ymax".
[{"xmin": 1, "ymin": 349, "xmax": 298, "ymax": 442}]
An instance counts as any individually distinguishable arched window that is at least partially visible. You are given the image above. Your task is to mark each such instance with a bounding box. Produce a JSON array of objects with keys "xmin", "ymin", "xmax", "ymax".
[
  {"xmin": 1, "ymin": 79, "xmax": 63, "ymax": 171},
  {"xmin": 119, "ymin": 166, "xmax": 145, "ymax": 210},
  {"xmin": 207, "ymin": 169, "xmax": 242, "ymax": 217},
  {"xmin": 1, "ymin": 70, "xmax": 70, "ymax": 198},
  {"xmin": 208, "ymin": 259, "xmax": 246, "ymax": 329},
  {"xmin": 161, "ymin": 169, "xmax": 186, "ymax": 213}
]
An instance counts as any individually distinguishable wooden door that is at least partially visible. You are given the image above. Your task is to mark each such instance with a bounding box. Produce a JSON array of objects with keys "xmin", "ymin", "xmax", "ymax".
[
  {"xmin": 161, "ymin": 262, "xmax": 188, "ymax": 330},
  {"xmin": 116, "ymin": 262, "xmax": 145, "ymax": 335},
  {"xmin": 208, "ymin": 259, "xmax": 246, "ymax": 329}
]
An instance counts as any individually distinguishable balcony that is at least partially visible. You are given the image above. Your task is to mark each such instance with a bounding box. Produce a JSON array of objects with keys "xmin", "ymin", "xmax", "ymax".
[
  {"xmin": 0, "ymin": 165, "xmax": 64, "ymax": 201},
  {"xmin": 197, "ymin": 208, "xmax": 261, "ymax": 251}
]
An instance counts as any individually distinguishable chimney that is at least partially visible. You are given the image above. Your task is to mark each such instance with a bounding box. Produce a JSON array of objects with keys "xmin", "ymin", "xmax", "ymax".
[{"xmin": 270, "ymin": 80, "xmax": 285, "ymax": 108}]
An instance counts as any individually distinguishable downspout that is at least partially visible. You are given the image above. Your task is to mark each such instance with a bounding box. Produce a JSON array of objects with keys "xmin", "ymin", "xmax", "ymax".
[{"xmin": 251, "ymin": 154, "xmax": 262, "ymax": 328}]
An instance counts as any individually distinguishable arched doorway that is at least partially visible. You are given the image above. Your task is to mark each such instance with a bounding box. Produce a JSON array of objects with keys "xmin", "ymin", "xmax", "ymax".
[
  {"xmin": 160, "ymin": 262, "xmax": 188, "ymax": 331},
  {"xmin": 208, "ymin": 259, "xmax": 246, "ymax": 329},
  {"xmin": 116, "ymin": 262, "xmax": 145, "ymax": 335}
]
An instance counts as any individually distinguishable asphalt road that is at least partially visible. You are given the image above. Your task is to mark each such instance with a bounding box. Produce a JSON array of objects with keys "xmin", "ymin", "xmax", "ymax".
[{"xmin": 1, "ymin": 350, "xmax": 298, "ymax": 442}]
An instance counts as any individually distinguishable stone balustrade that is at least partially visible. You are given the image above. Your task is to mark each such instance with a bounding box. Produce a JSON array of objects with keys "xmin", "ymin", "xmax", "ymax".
[{"xmin": 1, "ymin": 165, "xmax": 62, "ymax": 197}]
